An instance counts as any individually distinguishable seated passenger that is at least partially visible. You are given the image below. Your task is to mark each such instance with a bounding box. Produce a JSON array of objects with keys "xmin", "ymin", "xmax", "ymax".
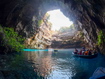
[
  {"xmin": 82, "ymin": 50, "xmax": 85, "ymax": 55},
  {"xmin": 88, "ymin": 49, "xmax": 92, "ymax": 55},
  {"xmin": 74, "ymin": 48, "xmax": 78, "ymax": 54},
  {"xmin": 79, "ymin": 50, "xmax": 82, "ymax": 55},
  {"xmin": 84, "ymin": 50, "xmax": 89, "ymax": 55},
  {"xmin": 82, "ymin": 47, "xmax": 86, "ymax": 51},
  {"xmin": 93, "ymin": 48, "xmax": 97, "ymax": 54}
]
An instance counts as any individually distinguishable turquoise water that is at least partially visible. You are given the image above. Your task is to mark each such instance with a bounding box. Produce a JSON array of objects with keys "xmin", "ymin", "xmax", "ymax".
[
  {"xmin": 23, "ymin": 49, "xmax": 105, "ymax": 79},
  {"xmin": 23, "ymin": 49, "xmax": 48, "ymax": 51},
  {"xmin": 1, "ymin": 49, "xmax": 105, "ymax": 79}
]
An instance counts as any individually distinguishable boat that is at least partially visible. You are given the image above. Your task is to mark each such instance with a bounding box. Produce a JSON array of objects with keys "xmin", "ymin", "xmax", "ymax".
[
  {"xmin": 78, "ymin": 53, "xmax": 98, "ymax": 58},
  {"xmin": 72, "ymin": 52, "xmax": 98, "ymax": 59},
  {"xmin": 89, "ymin": 67, "xmax": 105, "ymax": 79},
  {"xmin": 54, "ymin": 49, "xmax": 58, "ymax": 52}
]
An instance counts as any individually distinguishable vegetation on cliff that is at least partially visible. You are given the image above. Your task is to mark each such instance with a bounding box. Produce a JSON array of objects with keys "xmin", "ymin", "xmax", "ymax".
[
  {"xmin": 38, "ymin": 13, "xmax": 50, "ymax": 27},
  {"xmin": 38, "ymin": 20, "xmax": 43, "ymax": 27},
  {"xmin": 0, "ymin": 25, "xmax": 24, "ymax": 53},
  {"xmin": 58, "ymin": 24, "xmax": 75, "ymax": 33},
  {"xmin": 97, "ymin": 30, "xmax": 105, "ymax": 46}
]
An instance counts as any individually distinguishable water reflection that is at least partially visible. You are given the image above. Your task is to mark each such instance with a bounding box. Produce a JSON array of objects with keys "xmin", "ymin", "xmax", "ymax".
[
  {"xmin": 0, "ymin": 53, "xmax": 45, "ymax": 79},
  {"xmin": 1, "ymin": 49, "xmax": 105, "ymax": 79},
  {"xmin": 24, "ymin": 51, "xmax": 54, "ymax": 77},
  {"xmin": 23, "ymin": 49, "xmax": 105, "ymax": 79},
  {"xmin": 24, "ymin": 49, "xmax": 76, "ymax": 79}
]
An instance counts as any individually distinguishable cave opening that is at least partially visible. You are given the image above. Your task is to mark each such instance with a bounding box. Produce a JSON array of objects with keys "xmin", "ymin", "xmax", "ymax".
[
  {"xmin": 42, "ymin": 9, "xmax": 85, "ymax": 49},
  {"xmin": 0, "ymin": 0, "xmax": 94, "ymax": 50},
  {"xmin": 47, "ymin": 9, "xmax": 73, "ymax": 31},
  {"xmin": 1, "ymin": 0, "xmax": 105, "ymax": 78}
]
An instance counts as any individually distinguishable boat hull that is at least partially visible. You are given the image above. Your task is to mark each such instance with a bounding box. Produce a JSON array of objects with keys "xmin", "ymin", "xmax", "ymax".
[
  {"xmin": 72, "ymin": 52, "xmax": 98, "ymax": 59},
  {"xmin": 78, "ymin": 54, "xmax": 98, "ymax": 58},
  {"xmin": 90, "ymin": 67, "xmax": 105, "ymax": 79}
]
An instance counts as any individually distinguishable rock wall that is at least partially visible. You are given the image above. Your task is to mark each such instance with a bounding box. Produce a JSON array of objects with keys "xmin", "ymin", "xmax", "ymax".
[
  {"xmin": 0, "ymin": 0, "xmax": 53, "ymax": 49},
  {"xmin": 0, "ymin": 0, "xmax": 39, "ymax": 37},
  {"xmin": 24, "ymin": 15, "xmax": 52, "ymax": 49},
  {"xmin": 51, "ymin": 31, "xmax": 86, "ymax": 48},
  {"xmin": 0, "ymin": 0, "xmax": 105, "ymax": 52},
  {"xmin": 63, "ymin": 0, "xmax": 105, "ymax": 53}
]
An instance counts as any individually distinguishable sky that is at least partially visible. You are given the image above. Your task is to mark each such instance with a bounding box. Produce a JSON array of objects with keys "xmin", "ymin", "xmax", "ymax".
[{"xmin": 47, "ymin": 9, "xmax": 73, "ymax": 30}]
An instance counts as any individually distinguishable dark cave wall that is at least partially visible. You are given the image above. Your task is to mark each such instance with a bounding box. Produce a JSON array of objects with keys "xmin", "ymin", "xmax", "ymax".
[
  {"xmin": 0, "ymin": 0, "xmax": 40, "ymax": 37},
  {"xmin": 63, "ymin": 0, "xmax": 105, "ymax": 53},
  {"xmin": 0, "ymin": 0, "xmax": 105, "ymax": 52}
]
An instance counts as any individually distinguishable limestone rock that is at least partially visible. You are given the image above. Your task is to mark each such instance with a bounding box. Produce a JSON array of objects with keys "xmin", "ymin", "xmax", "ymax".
[
  {"xmin": 0, "ymin": 0, "xmax": 105, "ymax": 52},
  {"xmin": 24, "ymin": 17, "xmax": 52, "ymax": 49}
]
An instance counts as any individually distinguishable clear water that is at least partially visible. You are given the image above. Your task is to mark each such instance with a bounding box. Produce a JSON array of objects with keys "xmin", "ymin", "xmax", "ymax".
[
  {"xmin": 1, "ymin": 49, "xmax": 105, "ymax": 79},
  {"xmin": 23, "ymin": 49, "xmax": 105, "ymax": 79}
]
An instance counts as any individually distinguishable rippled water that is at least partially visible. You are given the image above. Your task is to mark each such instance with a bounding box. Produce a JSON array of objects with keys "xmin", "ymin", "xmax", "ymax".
[
  {"xmin": 23, "ymin": 49, "xmax": 105, "ymax": 79},
  {"xmin": 1, "ymin": 49, "xmax": 105, "ymax": 79}
]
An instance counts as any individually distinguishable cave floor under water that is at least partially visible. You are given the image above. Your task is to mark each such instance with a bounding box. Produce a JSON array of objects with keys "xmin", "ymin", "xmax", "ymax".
[{"xmin": 0, "ymin": 49, "xmax": 105, "ymax": 79}]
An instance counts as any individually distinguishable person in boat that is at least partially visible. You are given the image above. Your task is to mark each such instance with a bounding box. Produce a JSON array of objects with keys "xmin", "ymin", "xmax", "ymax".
[
  {"xmin": 74, "ymin": 48, "xmax": 78, "ymax": 54},
  {"xmin": 82, "ymin": 47, "xmax": 86, "ymax": 51},
  {"xmin": 82, "ymin": 50, "xmax": 85, "ymax": 55},
  {"xmin": 81, "ymin": 47, "xmax": 86, "ymax": 55},
  {"xmin": 88, "ymin": 49, "xmax": 92, "ymax": 55},
  {"xmin": 84, "ymin": 49, "xmax": 89, "ymax": 55},
  {"xmin": 93, "ymin": 48, "xmax": 97, "ymax": 53},
  {"xmin": 92, "ymin": 48, "xmax": 97, "ymax": 55},
  {"xmin": 79, "ymin": 49, "xmax": 82, "ymax": 55}
]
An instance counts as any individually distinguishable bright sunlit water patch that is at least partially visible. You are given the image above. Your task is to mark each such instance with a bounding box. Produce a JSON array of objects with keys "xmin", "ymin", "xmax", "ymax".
[
  {"xmin": 23, "ymin": 49, "xmax": 48, "ymax": 51},
  {"xmin": 47, "ymin": 9, "xmax": 73, "ymax": 31}
]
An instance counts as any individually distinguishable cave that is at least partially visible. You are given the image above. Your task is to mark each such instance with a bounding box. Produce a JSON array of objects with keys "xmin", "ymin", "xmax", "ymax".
[
  {"xmin": 0, "ymin": 0, "xmax": 105, "ymax": 53},
  {"xmin": 1, "ymin": 0, "xmax": 105, "ymax": 79}
]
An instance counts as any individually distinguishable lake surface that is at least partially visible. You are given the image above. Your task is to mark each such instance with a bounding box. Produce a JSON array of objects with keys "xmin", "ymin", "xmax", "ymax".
[{"xmin": 1, "ymin": 49, "xmax": 105, "ymax": 79}]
